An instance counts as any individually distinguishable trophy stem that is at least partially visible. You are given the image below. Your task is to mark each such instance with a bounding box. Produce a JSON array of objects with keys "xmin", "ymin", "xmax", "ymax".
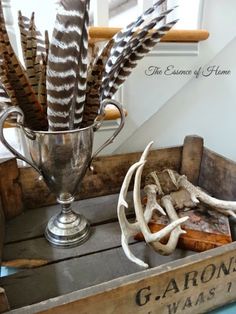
[{"xmin": 45, "ymin": 195, "xmax": 90, "ymax": 248}]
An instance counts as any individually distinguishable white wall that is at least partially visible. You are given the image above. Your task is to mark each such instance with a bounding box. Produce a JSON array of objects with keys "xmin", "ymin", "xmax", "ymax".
[{"xmin": 114, "ymin": 0, "xmax": 236, "ymax": 161}]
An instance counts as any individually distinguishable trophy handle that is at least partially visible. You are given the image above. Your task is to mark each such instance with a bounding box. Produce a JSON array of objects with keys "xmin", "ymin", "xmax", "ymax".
[
  {"xmin": 0, "ymin": 107, "xmax": 41, "ymax": 174},
  {"xmin": 90, "ymin": 99, "xmax": 125, "ymax": 167}
]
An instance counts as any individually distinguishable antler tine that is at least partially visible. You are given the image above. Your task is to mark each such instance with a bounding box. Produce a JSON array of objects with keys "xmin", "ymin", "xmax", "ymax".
[
  {"xmin": 117, "ymin": 160, "xmax": 148, "ymax": 268},
  {"xmin": 133, "ymin": 162, "xmax": 188, "ymax": 244},
  {"xmin": 144, "ymin": 184, "xmax": 166, "ymax": 219},
  {"xmin": 149, "ymin": 195, "xmax": 188, "ymax": 256}
]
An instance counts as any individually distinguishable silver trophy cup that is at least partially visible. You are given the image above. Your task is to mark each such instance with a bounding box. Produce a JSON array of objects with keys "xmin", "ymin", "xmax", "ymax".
[{"xmin": 0, "ymin": 99, "xmax": 125, "ymax": 247}]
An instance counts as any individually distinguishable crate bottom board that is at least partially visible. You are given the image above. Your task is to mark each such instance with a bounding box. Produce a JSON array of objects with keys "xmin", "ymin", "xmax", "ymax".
[
  {"xmin": 1, "ymin": 242, "xmax": 195, "ymax": 311},
  {"xmin": 2, "ymin": 192, "xmax": 236, "ymax": 313}
]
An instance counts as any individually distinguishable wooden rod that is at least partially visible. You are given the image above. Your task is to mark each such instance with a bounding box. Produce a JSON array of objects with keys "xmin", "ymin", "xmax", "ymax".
[
  {"xmin": 89, "ymin": 27, "xmax": 209, "ymax": 43},
  {"xmin": 3, "ymin": 107, "xmax": 127, "ymax": 128}
]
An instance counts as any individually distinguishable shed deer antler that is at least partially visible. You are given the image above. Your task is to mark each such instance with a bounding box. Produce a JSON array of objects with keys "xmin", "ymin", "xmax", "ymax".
[
  {"xmin": 117, "ymin": 142, "xmax": 189, "ymax": 268},
  {"xmin": 175, "ymin": 172, "xmax": 236, "ymax": 218}
]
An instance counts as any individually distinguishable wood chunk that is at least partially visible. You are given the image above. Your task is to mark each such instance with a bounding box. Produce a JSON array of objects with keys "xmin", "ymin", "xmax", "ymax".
[
  {"xmin": 0, "ymin": 287, "xmax": 9, "ymax": 313},
  {"xmin": 135, "ymin": 204, "xmax": 232, "ymax": 252},
  {"xmin": 1, "ymin": 259, "xmax": 48, "ymax": 269},
  {"xmin": 0, "ymin": 158, "xmax": 22, "ymax": 220},
  {"xmin": 180, "ymin": 135, "xmax": 204, "ymax": 185}
]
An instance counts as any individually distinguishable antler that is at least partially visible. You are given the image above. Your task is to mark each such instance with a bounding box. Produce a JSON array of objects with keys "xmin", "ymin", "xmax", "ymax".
[
  {"xmin": 175, "ymin": 173, "xmax": 236, "ymax": 218},
  {"xmin": 117, "ymin": 142, "xmax": 188, "ymax": 268}
]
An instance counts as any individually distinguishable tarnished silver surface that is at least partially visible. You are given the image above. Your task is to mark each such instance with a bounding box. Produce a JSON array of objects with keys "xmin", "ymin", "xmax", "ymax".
[{"xmin": 0, "ymin": 99, "xmax": 125, "ymax": 247}]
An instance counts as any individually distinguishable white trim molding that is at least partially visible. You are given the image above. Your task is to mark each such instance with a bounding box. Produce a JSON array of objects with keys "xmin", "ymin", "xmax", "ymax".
[{"xmin": 151, "ymin": 42, "xmax": 199, "ymax": 56}]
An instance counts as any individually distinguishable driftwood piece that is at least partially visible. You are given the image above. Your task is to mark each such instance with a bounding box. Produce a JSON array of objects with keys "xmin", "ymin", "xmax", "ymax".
[
  {"xmin": 180, "ymin": 135, "xmax": 204, "ymax": 185},
  {"xmin": 19, "ymin": 146, "xmax": 182, "ymax": 209},
  {"xmin": 0, "ymin": 158, "xmax": 22, "ymax": 220}
]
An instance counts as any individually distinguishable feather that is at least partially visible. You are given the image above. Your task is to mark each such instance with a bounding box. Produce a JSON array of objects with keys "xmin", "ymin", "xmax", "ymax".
[
  {"xmin": 37, "ymin": 54, "xmax": 47, "ymax": 115},
  {"xmin": 102, "ymin": 9, "xmax": 177, "ymax": 99},
  {"xmin": 18, "ymin": 12, "xmax": 48, "ymax": 64},
  {"xmin": 37, "ymin": 31, "xmax": 49, "ymax": 115},
  {"xmin": 18, "ymin": 11, "xmax": 30, "ymax": 60},
  {"xmin": 0, "ymin": 80, "xmax": 11, "ymax": 111},
  {"xmin": 0, "ymin": 1, "xmax": 47, "ymax": 130},
  {"xmin": 73, "ymin": 0, "xmax": 90, "ymax": 128},
  {"xmin": 102, "ymin": 0, "xmax": 166, "ymax": 89},
  {"xmin": 47, "ymin": 0, "xmax": 90, "ymax": 131},
  {"xmin": 0, "ymin": 57, "xmax": 18, "ymax": 106},
  {"xmin": 25, "ymin": 12, "xmax": 39, "ymax": 94},
  {"xmin": 107, "ymin": 21, "xmax": 178, "ymax": 99},
  {"xmin": 102, "ymin": 7, "xmax": 175, "ymax": 99},
  {"xmin": 81, "ymin": 40, "xmax": 114, "ymax": 126}
]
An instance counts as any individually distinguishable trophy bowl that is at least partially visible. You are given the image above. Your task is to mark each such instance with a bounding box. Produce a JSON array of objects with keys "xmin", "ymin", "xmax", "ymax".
[{"xmin": 0, "ymin": 99, "xmax": 125, "ymax": 247}]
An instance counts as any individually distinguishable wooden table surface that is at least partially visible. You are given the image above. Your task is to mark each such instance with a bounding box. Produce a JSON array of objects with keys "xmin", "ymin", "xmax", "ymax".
[{"xmin": 1, "ymin": 192, "xmax": 195, "ymax": 312}]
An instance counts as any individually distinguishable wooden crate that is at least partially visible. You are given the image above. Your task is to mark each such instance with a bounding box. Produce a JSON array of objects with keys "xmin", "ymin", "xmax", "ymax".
[{"xmin": 1, "ymin": 135, "xmax": 236, "ymax": 314}]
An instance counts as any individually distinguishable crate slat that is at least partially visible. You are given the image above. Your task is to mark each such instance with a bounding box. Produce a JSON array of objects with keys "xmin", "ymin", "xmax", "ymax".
[
  {"xmin": 3, "ymin": 222, "xmax": 129, "ymax": 265},
  {"xmin": 4, "ymin": 193, "xmax": 133, "ymax": 244},
  {"xmin": 180, "ymin": 135, "xmax": 204, "ymax": 185},
  {"xmin": 1, "ymin": 243, "xmax": 194, "ymax": 310},
  {"xmin": 199, "ymin": 148, "xmax": 236, "ymax": 200},
  {"xmin": 19, "ymin": 147, "xmax": 182, "ymax": 209}
]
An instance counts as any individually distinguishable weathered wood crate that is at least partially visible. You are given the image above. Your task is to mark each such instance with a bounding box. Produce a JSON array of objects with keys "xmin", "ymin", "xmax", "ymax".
[{"xmin": 1, "ymin": 135, "xmax": 236, "ymax": 314}]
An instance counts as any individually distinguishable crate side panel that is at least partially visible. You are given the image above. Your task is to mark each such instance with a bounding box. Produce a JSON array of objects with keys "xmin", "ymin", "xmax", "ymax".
[
  {"xmin": 19, "ymin": 147, "xmax": 182, "ymax": 209},
  {"xmin": 199, "ymin": 148, "xmax": 236, "ymax": 200}
]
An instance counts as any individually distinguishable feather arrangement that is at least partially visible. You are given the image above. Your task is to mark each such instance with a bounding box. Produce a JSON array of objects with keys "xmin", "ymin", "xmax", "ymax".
[
  {"xmin": 0, "ymin": 0, "xmax": 177, "ymax": 131},
  {"xmin": 82, "ymin": 0, "xmax": 178, "ymax": 125}
]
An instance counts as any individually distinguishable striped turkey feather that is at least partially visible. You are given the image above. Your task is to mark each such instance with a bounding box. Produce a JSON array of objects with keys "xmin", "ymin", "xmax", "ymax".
[
  {"xmin": 101, "ymin": 7, "xmax": 175, "ymax": 99},
  {"xmin": 81, "ymin": 1, "xmax": 168, "ymax": 126},
  {"xmin": 103, "ymin": 0, "xmax": 166, "ymax": 86},
  {"xmin": 106, "ymin": 20, "xmax": 178, "ymax": 99},
  {"xmin": 47, "ymin": 0, "xmax": 90, "ymax": 131}
]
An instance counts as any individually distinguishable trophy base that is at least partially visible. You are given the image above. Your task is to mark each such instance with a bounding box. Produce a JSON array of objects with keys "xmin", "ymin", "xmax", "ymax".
[{"xmin": 45, "ymin": 210, "xmax": 91, "ymax": 248}]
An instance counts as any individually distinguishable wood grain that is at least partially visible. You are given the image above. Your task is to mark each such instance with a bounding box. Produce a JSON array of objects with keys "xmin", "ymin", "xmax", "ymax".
[
  {"xmin": 180, "ymin": 135, "xmax": 204, "ymax": 185},
  {"xmin": 36, "ymin": 243, "xmax": 236, "ymax": 314},
  {"xmin": 89, "ymin": 27, "xmax": 209, "ymax": 43},
  {"xmin": 0, "ymin": 158, "xmax": 22, "ymax": 220},
  {"xmin": 199, "ymin": 148, "xmax": 236, "ymax": 200},
  {"xmin": 1, "ymin": 243, "xmax": 193, "ymax": 310},
  {"xmin": 4, "ymin": 193, "xmax": 133, "ymax": 243},
  {"xmin": 6, "ymin": 243, "xmax": 236, "ymax": 314},
  {"xmin": 19, "ymin": 146, "xmax": 182, "ymax": 209},
  {"xmin": 135, "ymin": 205, "xmax": 232, "ymax": 252},
  {"xmin": 3, "ymin": 222, "xmax": 131, "ymax": 265}
]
